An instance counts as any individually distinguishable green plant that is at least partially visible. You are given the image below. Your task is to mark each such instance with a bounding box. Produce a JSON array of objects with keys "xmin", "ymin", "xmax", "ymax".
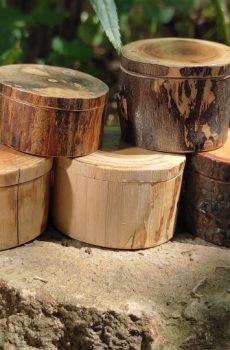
[
  {"xmin": 212, "ymin": 0, "xmax": 230, "ymax": 44},
  {"xmin": 0, "ymin": 0, "xmax": 229, "ymax": 73},
  {"xmin": 90, "ymin": 0, "xmax": 121, "ymax": 51}
]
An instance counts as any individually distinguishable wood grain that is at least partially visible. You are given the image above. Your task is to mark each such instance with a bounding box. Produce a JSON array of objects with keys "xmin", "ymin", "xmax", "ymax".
[
  {"xmin": 184, "ymin": 171, "xmax": 230, "ymax": 247},
  {"xmin": 18, "ymin": 172, "xmax": 50, "ymax": 245},
  {"xmin": 0, "ymin": 186, "xmax": 18, "ymax": 249},
  {"xmin": 52, "ymin": 127, "xmax": 185, "ymax": 249},
  {"xmin": 188, "ymin": 129, "xmax": 230, "ymax": 181},
  {"xmin": 184, "ymin": 129, "xmax": 230, "ymax": 246},
  {"xmin": 0, "ymin": 64, "xmax": 108, "ymax": 157},
  {"xmin": 121, "ymin": 38, "xmax": 230, "ymax": 77},
  {"xmin": 0, "ymin": 145, "xmax": 52, "ymax": 250},
  {"xmin": 118, "ymin": 38, "xmax": 230, "ymax": 153}
]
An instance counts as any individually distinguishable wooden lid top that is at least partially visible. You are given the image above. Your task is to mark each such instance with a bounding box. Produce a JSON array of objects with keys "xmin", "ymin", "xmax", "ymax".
[
  {"xmin": 190, "ymin": 129, "xmax": 230, "ymax": 182},
  {"xmin": 0, "ymin": 64, "xmax": 109, "ymax": 111},
  {"xmin": 121, "ymin": 38, "xmax": 230, "ymax": 78},
  {"xmin": 0, "ymin": 145, "xmax": 53, "ymax": 187},
  {"xmin": 57, "ymin": 127, "xmax": 185, "ymax": 182}
]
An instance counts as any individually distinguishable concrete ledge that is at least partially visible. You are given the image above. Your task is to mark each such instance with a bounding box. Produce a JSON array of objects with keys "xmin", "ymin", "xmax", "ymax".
[{"xmin": 0, "ymin": 228, "xmax": 229, "ymax": 349}]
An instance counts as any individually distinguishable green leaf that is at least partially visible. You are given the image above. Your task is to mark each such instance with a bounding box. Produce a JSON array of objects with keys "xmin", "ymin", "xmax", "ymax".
[
  {"xmin": 159, "ymin": 7, "xmax": 175, "ymax": 24},
  {"xmin": 79, "ymin": 14, "xmax": 104, "ymax": 46},
  {"xmin": 90, "ymin": 0, "xmax": 122, "ymax": 51},
  {"xmin": 211, "ymin": 0, "xmax": 230, "ymax": 44},
  {"xmin": 50, "ymin": 37, "xmax": 93, "ymax": 64},
  {"xmin": 0, "ymin": 41, "xmax": 22, "ymax": 64},
  {"xmin": 26, "ymin": 9, "xmax": 65, "ymax": 27},
  {"xmin": 51, "ymin": 37, "xmax": 65, "ymax": 54}
]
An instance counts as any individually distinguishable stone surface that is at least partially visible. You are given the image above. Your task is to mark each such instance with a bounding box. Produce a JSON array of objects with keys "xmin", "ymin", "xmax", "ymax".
[{"xmin": 0, "ymin": 227, "xmax": 229, "ymax": 349}]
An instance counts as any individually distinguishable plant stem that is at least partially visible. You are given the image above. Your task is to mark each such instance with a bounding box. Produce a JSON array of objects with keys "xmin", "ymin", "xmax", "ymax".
[{"xmin": 212, "ymin": 0, "xmax": 230, "ymax": 44}]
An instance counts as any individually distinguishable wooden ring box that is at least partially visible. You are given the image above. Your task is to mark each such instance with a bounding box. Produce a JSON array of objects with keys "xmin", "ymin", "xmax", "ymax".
[
  {"xmin": 184, "ymin": 129, "xmax": 230, "ymax": 247},
  {"xmin": 0, "ymin": 146, "xmax": 52, "ymax": 250},
  {"xmin": 117, "ymin": 38, "xmax": 230, "ymax": 153},
  {"xmin": 52, "ymin": 128, "xmax": 186, "ymax": 249},
  {"xmin": 0, "ymin": 64, "xmax": 109, "ymax": 157}
]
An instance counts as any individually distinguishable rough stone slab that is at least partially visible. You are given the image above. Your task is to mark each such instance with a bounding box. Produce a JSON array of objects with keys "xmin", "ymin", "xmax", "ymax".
[{"xmin": 0, "ymin": 227, "xmax": 229, "ymax": 349}]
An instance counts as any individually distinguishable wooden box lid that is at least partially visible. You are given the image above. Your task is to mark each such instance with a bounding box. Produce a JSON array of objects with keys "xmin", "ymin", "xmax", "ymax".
[
  {"xmin": 0, "ymin": 64, "xmax": 108, "ymax": 111},
  {"xmin": 57, "ymin": 128, "xmax": 185, "ymax": 183},
  {"xmin": 121, "ymin": 38, "xmax": 230, "ymax": 78},
  {"xmin": 0, "ymin": 145, "xmax": 53, "ymax": 187},
  {"xmin": 189, "ymin": 129, "xmax": 230, "ymax": 182}
]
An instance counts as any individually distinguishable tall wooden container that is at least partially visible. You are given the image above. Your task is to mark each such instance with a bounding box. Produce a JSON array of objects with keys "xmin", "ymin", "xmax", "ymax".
[
  {"xmin": 52, "ymin": 128, "xmax": 185, "ymax": 249},
  {"xmin": 0, "ymin": 146, "xmax": 52, "ymax": 250},
  {"xmin": 184, "ymin": 129, "xmax": 230, "ymax": 247},
  {"xmin": 0, "ymin": 64, "xmax": 108, "ymax": 157},
  {"xmin": 117, "ymin": 38, "xmax": 230, "ymax": 153}
]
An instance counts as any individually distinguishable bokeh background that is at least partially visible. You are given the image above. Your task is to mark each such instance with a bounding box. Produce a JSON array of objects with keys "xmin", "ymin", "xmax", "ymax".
[{"xmin": 0, "ymin": 0, "xmax": 229, "ymax": 123}]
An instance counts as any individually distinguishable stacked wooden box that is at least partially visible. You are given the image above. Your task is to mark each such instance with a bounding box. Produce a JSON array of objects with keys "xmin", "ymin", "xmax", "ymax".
[
  {"xmin": 0, "ymin": 64, "xmax": 108, "ymax": 249},
  {"xmin": 117, "ymin": 38, "xmax": 230, "ymax": 247},
  {"xmin": 0, "ymin": 37, "xmax": 229, "ymax": 250}
]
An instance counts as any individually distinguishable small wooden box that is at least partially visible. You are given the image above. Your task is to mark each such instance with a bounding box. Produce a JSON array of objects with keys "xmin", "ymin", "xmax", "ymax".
[
  {"xmin": 117, "ymin": 38, "xmax": 230, "ymax": 153},
  {"xmin": 52, "ymin": 128, "xmax": 185, "ymax": 249},
  {"xmin": 0, "ymin": 64, "xmax": 108, "ymax": 157},
  {"xmin": 0, "ymin": 146, "xmax": 52, "ymax": 250},
  {"xmin": 184, "ymin": 129, "xmax": 230, "ymax": 247}
]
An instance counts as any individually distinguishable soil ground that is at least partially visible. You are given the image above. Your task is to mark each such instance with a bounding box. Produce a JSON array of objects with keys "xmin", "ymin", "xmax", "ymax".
[{"xmin": 0, "ymin": 227, "xmax": 229, "ymax": 349}]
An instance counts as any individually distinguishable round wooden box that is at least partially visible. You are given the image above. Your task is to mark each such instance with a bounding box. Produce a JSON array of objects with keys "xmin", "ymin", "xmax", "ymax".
[
  {"xmin": 0, "ymin": 64, "xmax": 108, "ymax": 157},
  {"xmin": 117, "ymin": 38, "xmax": 230, "ymax": 153},
  {"xmin": 0, "ymin": 146, "xmax": 52, "ymax": 250},
  {"xmin": 184, "ymin": 129, "xmax": 230, "ymax": 247},
  {"xmin": 52, "ymin": 128, "xmax": 185, "ymax": 249}
]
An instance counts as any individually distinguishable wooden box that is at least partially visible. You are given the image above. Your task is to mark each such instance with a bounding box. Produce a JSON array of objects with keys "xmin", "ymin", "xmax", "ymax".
[
  {"xmin": 0, "ymin": 146, "xmax": 52, "ymax": 250},
  {"xmin": 184, "ymin": 129, "xmax": 230, "ymax": 247},
  {"xmin": 0, "ymin": 64, "xmax": 108, "ymax": 157},
  {"xmin": 117, "ymin": 38, "xmax": 230, "ymax": 153},
  {"xmin": 52, "ymin": 128, "xmax": 185, "ymax": 249}
]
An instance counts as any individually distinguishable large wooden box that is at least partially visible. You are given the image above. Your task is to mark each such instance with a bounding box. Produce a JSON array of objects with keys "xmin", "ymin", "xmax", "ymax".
[
  {"xmin": 0, "ymin": 146, "xmax": 52, "ymax": 250},
  {"xmin": 52, "ymin": 128, "xmax": 185, "ymax": 249},
  {"xmin": 184, "ymin": 129, "xmax": 230, "ymax": 247},
  {"xmin": 0, "ymin": 64, "xmax": 108, "ymax": 157},
  {"xmin": 117, "ymin": 38, "xmax": 230, "ymax": 153}
]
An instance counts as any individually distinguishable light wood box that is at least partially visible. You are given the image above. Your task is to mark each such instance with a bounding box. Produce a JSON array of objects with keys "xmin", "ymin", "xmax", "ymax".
[
  {"xmin": 52, "ymin": 128, "xmax": 186, "ymax": 249},
  {"xmin": 0, "ymin": 146, "xmax": 52, "ymax": 250}
]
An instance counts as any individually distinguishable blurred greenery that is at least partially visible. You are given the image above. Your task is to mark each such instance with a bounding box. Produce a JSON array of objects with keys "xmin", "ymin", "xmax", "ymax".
[{"xmin": 0, "ymin": 0, "xmax": 229, "ymax": 83}]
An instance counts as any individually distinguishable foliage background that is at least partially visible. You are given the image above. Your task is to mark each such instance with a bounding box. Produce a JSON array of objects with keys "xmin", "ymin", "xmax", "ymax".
[{"xmin": 0, "ymin": 0, "xmax": 229, "ymax": 120}]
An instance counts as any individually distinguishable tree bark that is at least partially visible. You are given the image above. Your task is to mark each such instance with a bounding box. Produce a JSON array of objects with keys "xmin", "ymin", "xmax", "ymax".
[
  {"xmin": 0, "ymin": 64, "xmax": 108, "ymax": 157},
  {"xmin": 184, "ymin": 170, "xmax": 230, "ymax": 247},
  {"xmin": 118, "ymin": 38, "xmax": 230, "ymax": 153}
]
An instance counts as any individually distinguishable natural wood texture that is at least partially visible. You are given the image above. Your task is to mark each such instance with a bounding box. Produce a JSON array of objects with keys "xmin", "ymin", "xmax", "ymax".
[
  {"xmin": 0, "ymin": 145, "xmax": 52, "ymax": 250},
  {"xmin": 184, "ymin": 129, "xmax": 230, "ymax": 247},
  {"xmin": 121, "ymin": 38, "xmax": 230, "ymax": 77},
  {"xmin": 18, "ymin": 173, "xmax": 50, "ymax": 245},
  {"xmin": 0, "ymin": 64, "xmax": 108, "ymax": 157},
  {"xmin": 189, "ymin": 129, "xmax": 230, "ymax": 181},
  {"xmin": 52, "ymin": 127, "xmax": 185, "ymax": 249},
  {"xmin": 118, "ymin": 38, "xmax": 230, "ymax": 153}
]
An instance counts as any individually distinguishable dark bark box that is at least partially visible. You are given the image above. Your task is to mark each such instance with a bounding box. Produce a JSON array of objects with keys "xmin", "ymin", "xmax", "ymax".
[
  {"xmin": 117, "ymin": 38, "xmax": 230, "ymax": 153},
  {"xmin": 184, "ymin": 129, "xmax": 230, "ymax": 247},
  {"xmin": 0, "ymin": 64, "xmax": 109, "ymax": 157}
]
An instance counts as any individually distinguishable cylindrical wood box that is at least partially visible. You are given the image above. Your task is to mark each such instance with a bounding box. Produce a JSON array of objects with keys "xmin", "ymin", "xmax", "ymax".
[
  {"xmin": 184, "ymin": 129, "xmax": 230, "ymax": 247},
  {"xmin": 52, "ymin": 128, "xmax": 185, "ymax": 249},
  {"xmin": 0, "ymin": 146, "xmax": 52, "ymax": 250},
  {"xmin": 0, "ymin": 64, "xmax": 108, "ymax": 157},
  {"xmin": 117, "ymin": 38, "xmax": 230, "ymax": 153}
]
